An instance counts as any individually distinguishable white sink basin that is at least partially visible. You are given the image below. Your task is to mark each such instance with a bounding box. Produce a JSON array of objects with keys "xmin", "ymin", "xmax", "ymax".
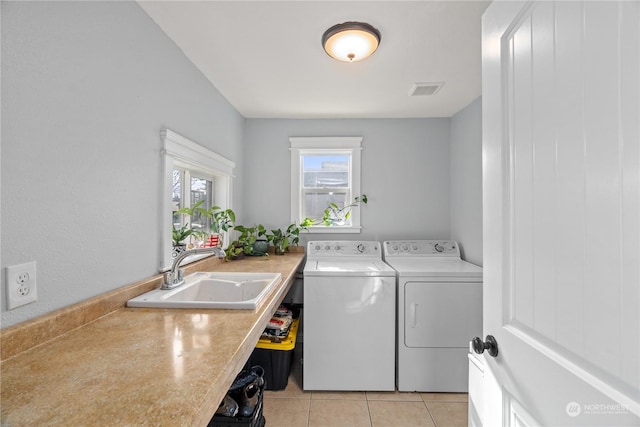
[{"xmin": 127, "ymin": 272, "xmax": 282, "ymax": 310}]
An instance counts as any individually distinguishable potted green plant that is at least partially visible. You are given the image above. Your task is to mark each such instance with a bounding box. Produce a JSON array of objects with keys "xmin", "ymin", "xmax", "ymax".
[
  {"xmin": 175, "ymin": 200, "xmax": 209, "ymax": 221},
  {"xmin": 233, "ymin": 224, "xmax": 270, "ymax": 256},
  {"xmin": 322, "ymin": 194, "xmax": 368, "ymax": 226},
  {"xmin": 206, "ymin": 206, "xmax": 236, "ymax": 247},
  {"xmin": 173, "ymin": 200, "xmax": 216, "ymax": 250},
  {"xmin": 251, "ymin": 224, "xmax": 270, "ymax": 256},
  {"xmin": 267, "ymin": 228, "xmax": 289, "ymax": 255},
  {"xmin": 172, "ymin": 200, "xmax": 207, "ymax": 254},
  {"xmin": 224, "ymin": 224, "xmax": 260, "ymax": 260},
  {"xmin": 171, "ymin": 224, "xmax": 194, "ymax": 258},
  {"xmin": 224, "ymin": 239, "xmax": 246, "ymax": 261},
  {"xmin": 268, "ymin": 218, "xmax": 313, "ymax": 255}
]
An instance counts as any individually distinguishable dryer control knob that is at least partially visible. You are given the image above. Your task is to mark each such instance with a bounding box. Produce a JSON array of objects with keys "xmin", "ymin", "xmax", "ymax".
[
  {"xmin": 334, "ymin": 245, "xmax": 341, "ymax": 251},
  {"xmin": 324, "ymin": 245, "xmax": 331, "ymax": 250},
  {"xmin": 314, "ymin": 245, "xmax": 321, "ymax": 251},
  {"xmin": 435, "ymin": 244, "xmax": 445, "ymax": 252},
  {"xmin": 356, "ymin": 243, "xmax": 366, "ymax": 253}
]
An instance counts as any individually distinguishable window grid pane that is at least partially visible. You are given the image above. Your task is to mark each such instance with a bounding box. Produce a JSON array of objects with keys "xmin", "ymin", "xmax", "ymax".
[
  {"xmin": 172, "ymin": 169, "xmax": 183, "ymax": 226},
  {"xmin": 302, "ymin": 154, "xmax": 350, "ymax": 188},
  {"xmin": 303, "ymin": 191, "xmax": 348, "ymax": 223},
  {"xmin": 172, "ymin": 169, "xmax": 215, "ymax": 233},
  {"xmin": 301, "ymin": 154, "xmax": 351, "ymax": 222},
  {"xmin": 190, "ymin": 176, "xmax": 212, "ymax": 232}
]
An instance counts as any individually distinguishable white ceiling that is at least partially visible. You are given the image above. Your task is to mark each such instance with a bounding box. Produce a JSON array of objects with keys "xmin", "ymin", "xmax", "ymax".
[{"xmin": 138, "ymin": 1, "xmax": 490, "ymax": 119}]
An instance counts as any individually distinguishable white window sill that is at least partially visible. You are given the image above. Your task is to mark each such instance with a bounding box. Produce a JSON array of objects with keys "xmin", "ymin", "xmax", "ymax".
[
  {"xmin": 159, "ymin": 253, "xmax": 215, "ymax": 273},
  {"xmin": 306, "ymin": 226, "xmax": 362, "ymax": 234}
]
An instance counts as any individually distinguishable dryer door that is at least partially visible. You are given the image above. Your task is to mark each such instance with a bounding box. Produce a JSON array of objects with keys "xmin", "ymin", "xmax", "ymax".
[{"xmin": 404, "ymin": 281, "xmax": 482, "ymax": 348}]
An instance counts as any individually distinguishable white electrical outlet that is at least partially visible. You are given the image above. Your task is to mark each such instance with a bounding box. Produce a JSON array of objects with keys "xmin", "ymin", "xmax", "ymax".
[{"xmin": 6, "ymin": 261, "xmax": 37, "ymax": 310}]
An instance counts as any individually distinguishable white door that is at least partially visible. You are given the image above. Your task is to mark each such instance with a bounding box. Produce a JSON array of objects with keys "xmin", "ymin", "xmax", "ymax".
[{"xmin": 481, "ymin": 1, "xmax": 639, "ymax": 426}]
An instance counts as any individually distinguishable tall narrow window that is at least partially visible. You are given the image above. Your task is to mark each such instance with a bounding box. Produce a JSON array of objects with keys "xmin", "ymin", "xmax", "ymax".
[
  {"xmin": 161, "ymin": 129, "xmax": 234, "ymax": 271},
  {"xmin": 172, "ymin": 169, "xmax": 213, "ymax": 233},
  {"xmin": 290, "ymin": 137, "xmax": 363, "ymax": 233},
  {"xmin": 302, "ymin": 154, "xmax": 350, "ymax": 222}
]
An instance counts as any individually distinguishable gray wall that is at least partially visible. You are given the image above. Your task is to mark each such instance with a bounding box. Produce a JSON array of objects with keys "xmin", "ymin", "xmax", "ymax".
[
  {"xmin": 1, "ymin": 1, "xmax": 484, "ymax": 328},
  {"xmin": 243, "ymin": 119, "xmax": 451, "ymax": 243},
  {"xmin": 1, "ymin": 1, "xmax": 245, "ymax": 327},
  {"xmin": 450, "ymin": 97, "xmax": 483, "ymax": 265}
]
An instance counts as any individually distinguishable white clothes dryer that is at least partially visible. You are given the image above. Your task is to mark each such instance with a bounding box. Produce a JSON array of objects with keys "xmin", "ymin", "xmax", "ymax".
[
  {"xmin": 383, "ymin": 240, "xmax": 483, "ymax": 392},
  {"xmin": 303, "ymin": 241, "xmax": 396, "ymax": 391}
]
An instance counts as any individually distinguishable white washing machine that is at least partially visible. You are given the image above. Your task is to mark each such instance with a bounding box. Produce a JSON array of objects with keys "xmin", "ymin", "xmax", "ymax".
[
  {"xmin": 303, "ymin": 241, "xmax": 396, "ymax": 391},
  {"xmin": 383, "ymin": 240, "xmax": 483, "ymax": 392}
]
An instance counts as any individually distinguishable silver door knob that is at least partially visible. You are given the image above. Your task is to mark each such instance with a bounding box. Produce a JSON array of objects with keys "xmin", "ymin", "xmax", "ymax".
[{"xmin": 472, "ymin": 335, "xmax": 499, "ymax": 357}]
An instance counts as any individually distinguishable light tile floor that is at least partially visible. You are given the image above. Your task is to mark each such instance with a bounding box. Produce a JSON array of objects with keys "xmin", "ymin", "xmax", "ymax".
[{"xmin": 263, "ymin": 347, "xmax": 468, "ymax": 427}]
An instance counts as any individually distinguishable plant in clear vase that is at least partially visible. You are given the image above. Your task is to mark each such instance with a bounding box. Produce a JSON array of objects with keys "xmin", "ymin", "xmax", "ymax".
[{"xmin": 322, "ymin": 194, "xmax": 368, "ymax": 226}]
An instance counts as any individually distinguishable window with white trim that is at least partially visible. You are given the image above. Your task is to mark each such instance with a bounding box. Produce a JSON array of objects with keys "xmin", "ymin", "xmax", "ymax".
[
  {"xmin": 172, "ymin": 168, "xmax": 214, "ymax": 233},
  {"xmin": 161, "ymin": 129, "xmax": 234, "ymax": 270},
  {"xmin": 290, "ymin": 137, "xmax": 363, "ymax": 233}
]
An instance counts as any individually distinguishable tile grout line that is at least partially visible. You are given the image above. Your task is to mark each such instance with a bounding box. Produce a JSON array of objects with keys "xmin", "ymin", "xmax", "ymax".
[
  {"xmin": 422, "ymin": 397, "xmax": 440, "ymax": 427},
  {"xmin": 366, "ymin": 398, "xmax": 374, "ymax": 427}
]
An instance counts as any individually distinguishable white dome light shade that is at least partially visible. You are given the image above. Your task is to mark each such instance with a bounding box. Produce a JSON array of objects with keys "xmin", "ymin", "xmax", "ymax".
[{"xmin": 322, "ymin": 22, "xmax": 381, "ymax": 63}]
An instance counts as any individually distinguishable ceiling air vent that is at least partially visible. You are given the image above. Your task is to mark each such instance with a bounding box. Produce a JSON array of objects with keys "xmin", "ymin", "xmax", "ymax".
[{"xmin": 409, "ymin": 82, "xmax": 444, "ymax": 97}]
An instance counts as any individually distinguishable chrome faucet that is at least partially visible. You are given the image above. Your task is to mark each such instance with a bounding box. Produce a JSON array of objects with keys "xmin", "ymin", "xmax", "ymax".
[{"xmin": 162, "ymin": 246, "xmax": 226, "ymax": 290}]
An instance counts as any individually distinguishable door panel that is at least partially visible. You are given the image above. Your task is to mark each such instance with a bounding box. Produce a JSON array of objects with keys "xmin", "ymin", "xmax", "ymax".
[
  {"xmin": 404, "ymin": 281, "xmax": 482, "ymax": 348},
  {"xmin": 303, "ymin": 276, "xmax": 396, "ymax": 390},
  {"xmin": 482, "ymin": 1, "xmax": 639, "ymax": 425}
]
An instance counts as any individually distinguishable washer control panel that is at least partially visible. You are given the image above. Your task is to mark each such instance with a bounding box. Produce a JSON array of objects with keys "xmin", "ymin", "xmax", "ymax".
[
  {"xmin": 307, "ymin": 241, "xmax": 381, "ymax": 257},
  {"xmin": 383, "ymin": 240, "xmax": 460, "ymax": 257}
]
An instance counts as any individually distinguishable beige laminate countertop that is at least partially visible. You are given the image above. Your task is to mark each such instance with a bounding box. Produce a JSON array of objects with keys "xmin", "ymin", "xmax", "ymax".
[{"xmin": 0, "ymin": 251, "xmax": 305, "ymax": 426}]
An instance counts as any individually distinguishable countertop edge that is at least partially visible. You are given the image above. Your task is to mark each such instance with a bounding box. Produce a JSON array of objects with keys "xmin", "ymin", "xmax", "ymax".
[{"xmin": 191, "ymin": 262, "xmax": 300, "ymax": 426}]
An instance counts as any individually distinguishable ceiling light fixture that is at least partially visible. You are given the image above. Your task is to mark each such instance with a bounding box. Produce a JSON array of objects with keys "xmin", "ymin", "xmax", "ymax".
[{"xmin": 322, "ymin": 21, "xmax": 381, "ymax": 63}]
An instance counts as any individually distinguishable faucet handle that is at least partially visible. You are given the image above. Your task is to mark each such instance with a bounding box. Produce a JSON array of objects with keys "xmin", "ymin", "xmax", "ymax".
[
  {"xmin": 163, "ymin": 271, "xmax": 175, "ymax": 285},
  {"xmin": 163, "ymin": 268, "xmax": 184, "ymax": 288},
  {"xmin": 162, "ymin": 246, "xmax": 224, "ymax": 290}
]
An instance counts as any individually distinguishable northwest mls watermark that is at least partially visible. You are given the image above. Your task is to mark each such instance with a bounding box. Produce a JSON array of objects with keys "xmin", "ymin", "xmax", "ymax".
[{"xmin": 566, "ymin": 401, "xmax": 630, "ymax": 417}]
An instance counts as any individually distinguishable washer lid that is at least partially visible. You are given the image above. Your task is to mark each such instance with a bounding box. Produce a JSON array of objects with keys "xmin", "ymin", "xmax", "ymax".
[
  {"xmin": 304, "ymin": 259, "xmax": 396, "ymax": 277},
  {"xmin": 384, "ymin": 258, "xmax": 482, "ymax": 278}
]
